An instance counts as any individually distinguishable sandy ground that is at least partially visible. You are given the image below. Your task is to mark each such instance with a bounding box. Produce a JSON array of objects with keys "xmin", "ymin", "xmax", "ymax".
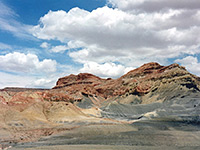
[
  {"xmin": 8, "ymin": 120, "xmax": 200, "ymax": 150},
  {"xmin": 9, "ymin": 145, "xmax": 200, "ymax": 150}
]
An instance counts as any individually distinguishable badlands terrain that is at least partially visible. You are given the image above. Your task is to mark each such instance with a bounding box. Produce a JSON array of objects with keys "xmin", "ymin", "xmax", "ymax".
[{"xmin": 1, "ymin": 62, "xmax": 200, "ymax": 150}]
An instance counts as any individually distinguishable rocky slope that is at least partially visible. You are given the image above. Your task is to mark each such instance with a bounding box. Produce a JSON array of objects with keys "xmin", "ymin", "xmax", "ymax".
[
  {"xmin": 1, "ymin": 62, "xmax": 200, "ymax": 149},
  {"xmin": 53, "ymin": 62, "xmax": 200, "ymax": 104}
]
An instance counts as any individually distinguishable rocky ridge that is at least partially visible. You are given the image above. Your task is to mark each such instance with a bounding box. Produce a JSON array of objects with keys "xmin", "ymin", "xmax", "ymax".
[{"xmin": 53, "ymin": 62, "xmax": 200, "ymax": 104}]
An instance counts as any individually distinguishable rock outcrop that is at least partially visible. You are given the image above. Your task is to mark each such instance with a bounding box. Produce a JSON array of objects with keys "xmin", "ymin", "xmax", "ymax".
[{"xmin": 52, "ymin": 62, "xmax": 200, "ymax": 104}]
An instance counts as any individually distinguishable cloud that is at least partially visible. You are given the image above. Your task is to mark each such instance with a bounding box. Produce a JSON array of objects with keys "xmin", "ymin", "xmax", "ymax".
[
  {"xmin": 51, "ymin": 45, "xmax": 68, "ymax": 53},
  {"xmin": 26, "ymin": 64, "xmax": 80, "ymax": 88},
  {"xmin": 108, "ymin": 0, "xmax": 200, "ymax": 12},
  {"xmin": 175, "ymin": 56, "xmax": 200, "ymax": 76},
  {"xmin": 0, "ymin": 1, "xmax": 16, "ymax": 18},
  {"xmin": 80, "ymin": 62, "xmax": 133, "ymax": 78},
  {"xmin": 0, "ymin": 49, "xmax": 81, "ymax": 88},
  {"xmin": 0, "ymin": 1, "xmax": 33, "ymax": 39},
  {"xmin": 32, "ymin": 5, "xmax": 200, "ymax": 62},
  {"xmin": 0, "ymin": 71, "xmax": 57, "ymax": 89},
  {"xmin": 30, "ymin": 1, "xmax": 200, "ymax": 78},
  {"xmin": 0, "ymin": 62, "xmax": 80, "ymax": 89},
  {"xmin": 30, "ymin": 78, "xmax": 55, "ymax": 88},
  {"xmin": 0, "ymin": 71, "xmax": 34, "ymax": 89},
  {"xmin": 0, "ymin": 52, "xmax": 57, "ymax": 73},
  {"xmin": 40, "ymin": 42, "xmax": 50, "ymax": 49},
  {"xmin": 0, "ymin": 42, "xmax": 12, "ymax": 50}
]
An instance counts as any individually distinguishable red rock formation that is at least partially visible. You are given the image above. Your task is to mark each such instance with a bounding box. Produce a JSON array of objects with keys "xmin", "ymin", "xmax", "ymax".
[
  {"xmin": 52, "ymin": 62, "xmax": 200, "ymax": 100},
  {"xmin": 54, "ymin": 73, "xmax": 105, "ymax": 89}
]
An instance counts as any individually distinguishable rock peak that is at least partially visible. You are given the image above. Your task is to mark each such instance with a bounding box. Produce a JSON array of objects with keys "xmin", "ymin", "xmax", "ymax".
[
  {"xmin": 136, "ymin": 62, "xmax": 185, "ymax": 71},
  {"xmin": 167, "ymin": 63, "xmax": 186, "ymax": 70},
  {"xmin": 53, "ymin": 72, "xmax": 104, "ymax": 89},
  {"xmin": 124, "ymin": 62, "xmax": 186, "ymax": 77},
  {"xmin": 141, "ymin": 62, "xmax": 161, "ymax": 68},
  {"xmin": 76, "ymin": 73, "xmax": 102, "ymax": 80}
]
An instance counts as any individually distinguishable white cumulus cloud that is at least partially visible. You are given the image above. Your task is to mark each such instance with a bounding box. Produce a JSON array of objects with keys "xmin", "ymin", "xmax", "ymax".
[
  {"xmin": 30, "ymin": 78, "xmax": 55, "ymax": 88},
  {"xmin": 80, "ymin": 62, "xmax": 133, "ymax": 78},
  {"xmin": 108, "ymin": 0, "xmax": 200, "ymax": 12},
  {"xmin": 32, "ymin": 5, "xmax": 200, "ymax": 62},
  {"xmin": 40, "ymin": 42, "xmax": 50, "ymax": 49},
  {"xmin": 0, "ymin": 72, "xmax": 34, "ymax": 89},
  {"xmin": 51, "ymin": 45, "xmax": 68, "ymax": 53},
  {"xmin": 0, "ymin": 52, "xmax": 57, "ymax": 73},
  {"xmin": 175, "ymin": 56, "xmax": 200, "ymax": 76},
  {"xmin": 31, "ymin": 1, "xmax": 200, "ymax": 77}
]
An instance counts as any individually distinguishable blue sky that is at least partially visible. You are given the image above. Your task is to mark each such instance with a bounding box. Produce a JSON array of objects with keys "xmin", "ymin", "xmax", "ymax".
[{"xmin": 0, "ymin": 0, "xmax": 200, "ymax": 88}]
